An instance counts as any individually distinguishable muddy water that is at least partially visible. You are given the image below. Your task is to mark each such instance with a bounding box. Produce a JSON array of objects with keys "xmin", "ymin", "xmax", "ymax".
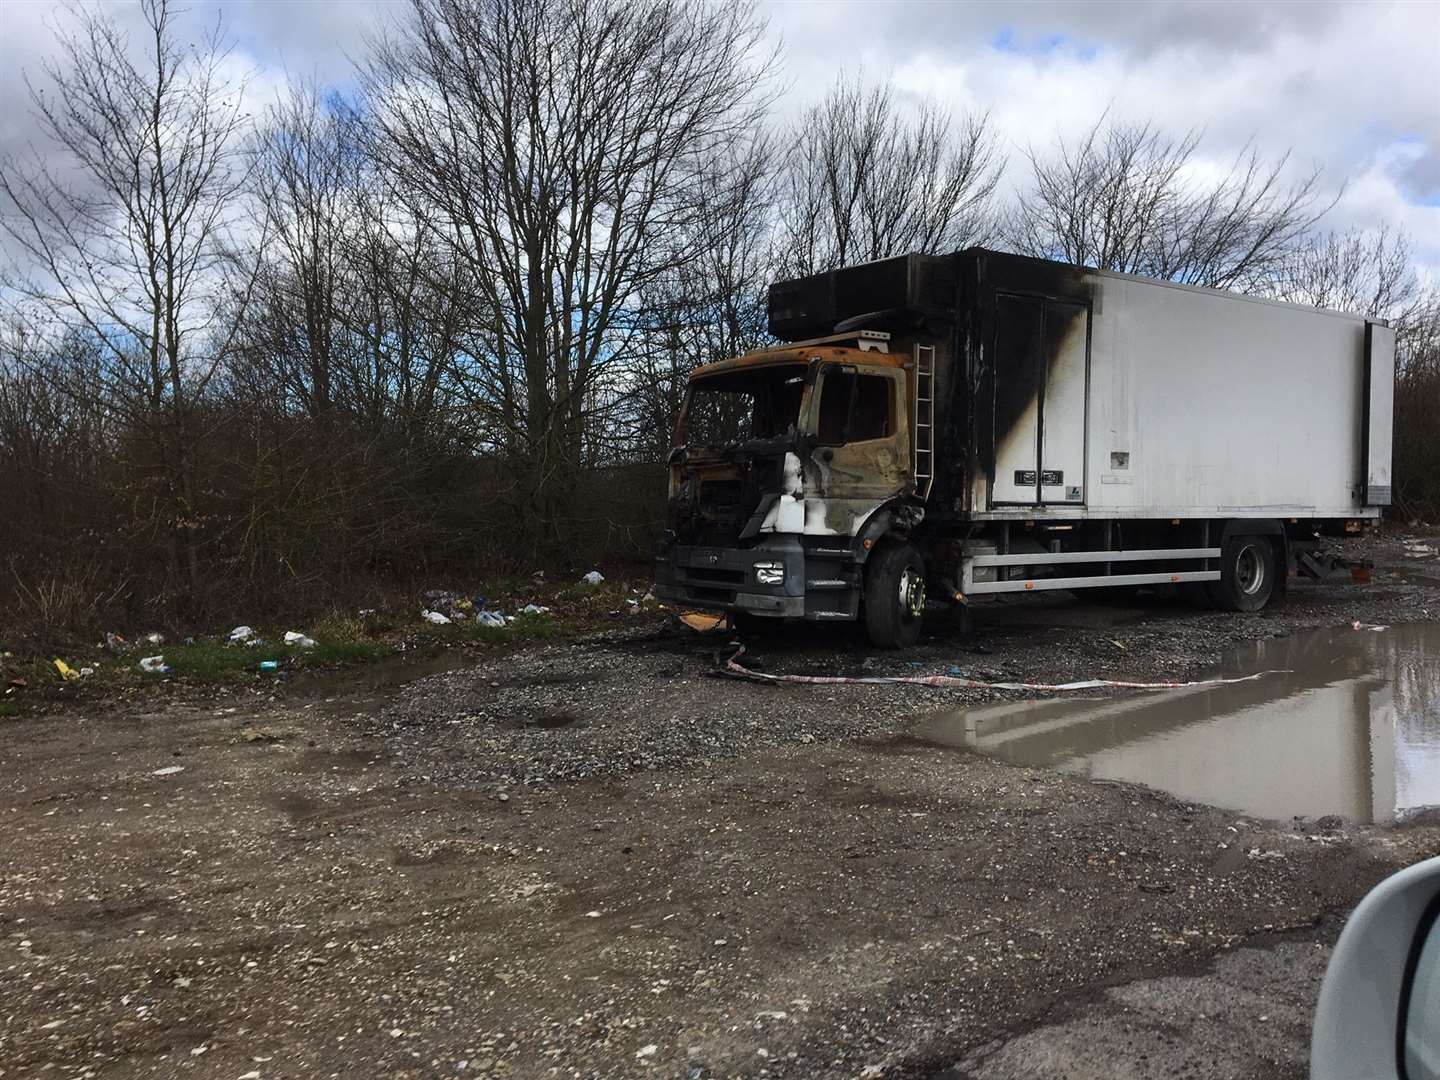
[
  {"xmin": 285, "ymin": 647, "xmax": 474, "ymax": 711},
  {"xmin": 917, "ymin": 623, "xmax": 1440, "ymax": 824}
]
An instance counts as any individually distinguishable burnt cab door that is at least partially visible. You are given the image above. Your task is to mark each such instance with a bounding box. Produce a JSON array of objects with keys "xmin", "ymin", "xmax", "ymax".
[
  {"xmin": 990, "ymin": 294, "xmax": 1089, "ymax": 506},
  {"xmin": 810, "ymin": 363, "xmax": 909, "ymax": 499}
]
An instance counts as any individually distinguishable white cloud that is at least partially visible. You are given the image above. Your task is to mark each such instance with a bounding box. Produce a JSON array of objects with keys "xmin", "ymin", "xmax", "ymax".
[
  {"xmin": 764, "ymin": 0, "xmax": 1440, "ymax": 269},
  {"xmin": 3, "ymin": 0, "xmax": 1437, "ymax": 272}
]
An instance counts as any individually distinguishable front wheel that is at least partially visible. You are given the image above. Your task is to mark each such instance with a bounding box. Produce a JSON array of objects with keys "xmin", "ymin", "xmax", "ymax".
[
  {"xmin": 863, "ymin": 542, "xmax": 926, "ymax": 649},
  {"xmin": 1208, "ymin": 535, "xmax": 1277, "ymax": 612}
]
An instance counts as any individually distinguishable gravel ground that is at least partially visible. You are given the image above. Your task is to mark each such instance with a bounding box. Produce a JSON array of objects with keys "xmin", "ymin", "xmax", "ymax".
[
  {"xmin": 2, "ymin": 531, "xmax": 1438, "ymax": 1080},
  {"xmin": 379, "ymin": 531, "xmax": 1439, "ymax": 792}
]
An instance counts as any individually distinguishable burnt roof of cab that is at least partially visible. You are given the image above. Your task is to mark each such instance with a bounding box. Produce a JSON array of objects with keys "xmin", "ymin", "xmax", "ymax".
[{"xmin": 689, "ymin": 345, "xmax": 906, "ymax": 381}]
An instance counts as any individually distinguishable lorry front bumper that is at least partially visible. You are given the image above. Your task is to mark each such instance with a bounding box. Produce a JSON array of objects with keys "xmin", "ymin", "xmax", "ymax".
[{"xmin": 653, "ymin": 538, "xmax": 861, "ymax": 621}]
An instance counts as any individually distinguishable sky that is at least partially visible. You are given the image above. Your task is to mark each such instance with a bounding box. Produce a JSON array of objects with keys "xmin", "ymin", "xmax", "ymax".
[{"xmin": 2, "ymin": 0, "xmax": 1438, "ymax": 273}]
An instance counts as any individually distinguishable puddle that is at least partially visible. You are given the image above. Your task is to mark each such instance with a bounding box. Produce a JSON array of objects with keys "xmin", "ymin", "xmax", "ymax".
[
  {"xmin": 286, "ymin": 647, "xmax": 472, "ymax": 700},
  {"xmin": 916, "ymin": 624, "xmax": 1440, "ymax": 824}
]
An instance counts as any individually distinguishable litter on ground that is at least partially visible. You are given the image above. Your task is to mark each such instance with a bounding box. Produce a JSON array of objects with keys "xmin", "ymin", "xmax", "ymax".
[
  {"xmin": 582, "ymin": 570, "xmax": 605, "ymax": 585},
  {"xmin": 422, "ymin": 610, "xmax": 452, "ymax": 625},
  {"xmin": 477, "ymin": 611, "xmax": 507, "ymax": 628},
  {"xmin": 138, "ymin": 656, "xmax": 171, "ymax": 674},
  {"xmin": 283, "ymin": 631, "xmax": 317, "ymax": 648},
  {"xmin": 53, "ymin": 658, "xmax": 80, "ymax": 681},
  {"xmin": 680, "ymin": 612, "xmax": 725, "ymax": 632},
  {"xmin": 228, "ymin": 626, "xmax": 255, "ymax": 643}
]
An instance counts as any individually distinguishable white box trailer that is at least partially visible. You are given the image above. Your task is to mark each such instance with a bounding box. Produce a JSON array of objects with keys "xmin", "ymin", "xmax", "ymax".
[
  {"xmin": 655, "ymin": 249, "xmax": 1395, "ymax": 646},
  {"xmin": 972, "ymin": 263, "xmax": 1394, "ymax": 518}
]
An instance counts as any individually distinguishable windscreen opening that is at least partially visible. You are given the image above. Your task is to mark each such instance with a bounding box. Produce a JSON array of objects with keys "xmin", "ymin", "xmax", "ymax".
[{"xmin": 680, "ymin": 365, "xmax": 806, "ymax": 447}]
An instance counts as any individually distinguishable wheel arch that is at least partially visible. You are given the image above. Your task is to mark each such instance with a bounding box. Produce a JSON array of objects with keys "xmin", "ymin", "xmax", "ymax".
[
  {"xmin": 854, "ymin": 497, "xmax": 927, "ymax": 564},
  {"xmin": 1218, "ymin": 519, "xmax": 1290, "ymax": 595}
]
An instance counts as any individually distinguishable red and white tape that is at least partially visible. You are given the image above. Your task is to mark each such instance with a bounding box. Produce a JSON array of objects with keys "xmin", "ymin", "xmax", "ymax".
[{"xmin": 723, "ymin": 646, "xmax": 1283, "ymax": 693}]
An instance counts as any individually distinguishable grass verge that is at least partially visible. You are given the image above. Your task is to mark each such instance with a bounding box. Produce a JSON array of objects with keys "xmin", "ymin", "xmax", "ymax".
[{"xmin": 1, "ymin": 572, "xmax": 664, "ymax": 719}]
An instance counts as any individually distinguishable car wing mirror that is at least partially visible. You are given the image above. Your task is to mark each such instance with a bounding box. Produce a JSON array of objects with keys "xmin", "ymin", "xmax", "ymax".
[{"xmin": 1312, "ymin": 854, "xmax": 1440, "ymax": 1079}]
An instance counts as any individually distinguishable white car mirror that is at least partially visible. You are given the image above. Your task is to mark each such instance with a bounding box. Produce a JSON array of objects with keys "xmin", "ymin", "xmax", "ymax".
[
  {"xmin": 1403, "ymin": 902, "xmax": 1440, "ymax": 1080},
  {"xmin": 1312, "ymin": 855, "xmax": 1440, "ymax": 1079}
]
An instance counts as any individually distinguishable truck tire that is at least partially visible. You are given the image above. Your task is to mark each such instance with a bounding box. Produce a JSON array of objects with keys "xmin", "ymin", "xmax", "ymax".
[
  {"xmin": 863, "ymin": 542, "xmax": 926, "ymax": 649},
  {"xmin": 1209, "ymin": 535, "xmax": 1276, "ymax": 612}
]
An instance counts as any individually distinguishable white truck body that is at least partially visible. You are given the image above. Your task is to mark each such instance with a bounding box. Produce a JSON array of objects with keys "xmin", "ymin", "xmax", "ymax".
[{"xmin": 971, "ymin": 267, "xmax": 1394, "ymax": 521}]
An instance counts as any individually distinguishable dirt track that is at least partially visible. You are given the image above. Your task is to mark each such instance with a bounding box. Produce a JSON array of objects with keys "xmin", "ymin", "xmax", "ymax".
[{"xmin": 3, "ymin": 533, "xmax": 1439, "ymax": 1079}]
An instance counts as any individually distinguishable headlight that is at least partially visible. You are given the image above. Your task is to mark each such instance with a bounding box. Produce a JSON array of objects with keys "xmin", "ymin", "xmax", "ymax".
[{"xmin": 753, "ymin": 561, "xmax": 785, "ymax": 585}]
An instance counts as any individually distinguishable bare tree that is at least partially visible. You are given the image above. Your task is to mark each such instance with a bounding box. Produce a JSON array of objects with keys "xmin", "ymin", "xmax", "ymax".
[
  {"xmin": 0, "ymin": 0, "xmax": 258, "ymax": 598},
  {"xmin": 1008, "ymin": 116, "xmax": 1333, "ymax": 291},
  {"xmin": 360, "ymin": 0, "xmax": 776, "ymax": 541},
  {"xmin": 245, "ymin": 80, "xmax": 357, "ymax": 421},
  {"xmin": 777, "ymin": 78, "xmax": 1003, "ymax": 275},
  {"xmin": 618, "ymin": 134, "xmax": 778, "ymax": 462},
  {"xmin": 1265, "ymin": 224, "xmax": 1425, "ymax": 322}
]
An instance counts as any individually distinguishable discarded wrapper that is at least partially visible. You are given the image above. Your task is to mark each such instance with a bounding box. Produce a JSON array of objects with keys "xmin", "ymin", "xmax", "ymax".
[{"xmin": 680, "ymin": 612, "xmax": 725, "ymax": 633}]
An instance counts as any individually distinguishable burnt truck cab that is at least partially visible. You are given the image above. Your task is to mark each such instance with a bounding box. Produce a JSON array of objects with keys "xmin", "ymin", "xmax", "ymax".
[
  {"xmin": 655, "ymin": 253, "xmax": 958, "ymax": 648},
  {"xmin": 654, "ymin": 332, "xmax": 924, "ymax": 630}
]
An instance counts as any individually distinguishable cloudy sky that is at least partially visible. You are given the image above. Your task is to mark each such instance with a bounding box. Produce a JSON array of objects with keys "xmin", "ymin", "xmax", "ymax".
[{"xmin": 3, "ymin": 0, "xmax": 1438, "ymax": 272}]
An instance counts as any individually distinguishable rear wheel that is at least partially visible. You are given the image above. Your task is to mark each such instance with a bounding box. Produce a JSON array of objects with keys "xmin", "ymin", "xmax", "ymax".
[
  {"xmin": 1208, "ymin": 535, "xmax": 1276, "ymax": 612},
  {"xmin": 863, "ymin": 541, "xmax": 926, "ymax": 649}
]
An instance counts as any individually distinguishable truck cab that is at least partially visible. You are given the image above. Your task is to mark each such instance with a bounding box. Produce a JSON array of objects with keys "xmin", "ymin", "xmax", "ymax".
[{"xmin": 654, "ymin": 329, "xmax": 931, "ymax": 646}]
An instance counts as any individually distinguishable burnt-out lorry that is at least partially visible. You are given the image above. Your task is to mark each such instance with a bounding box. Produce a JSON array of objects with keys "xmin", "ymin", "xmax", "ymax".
[{"xmin": 653, "ymin": 248, "xmax": 1396, "ymax": 647}]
